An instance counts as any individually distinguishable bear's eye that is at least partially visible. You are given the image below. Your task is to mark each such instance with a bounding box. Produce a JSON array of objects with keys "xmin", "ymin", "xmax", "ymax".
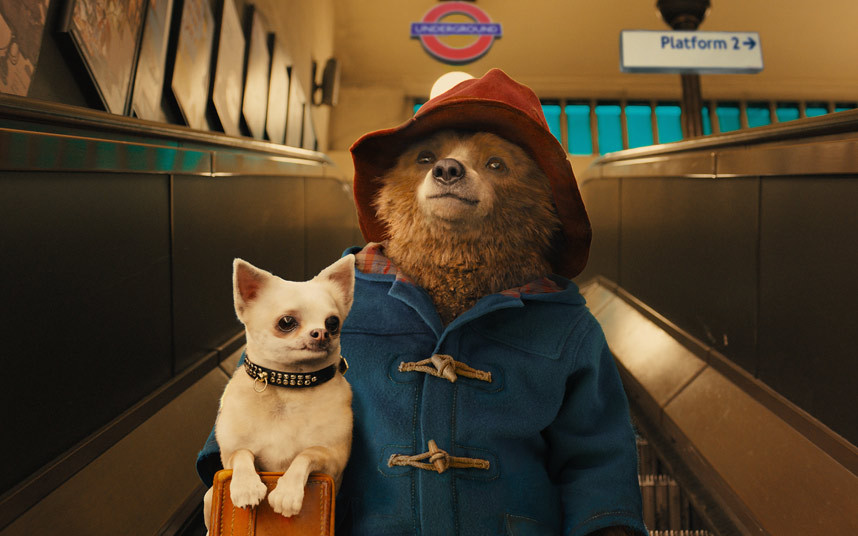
[
  {"xmin": 486, "ymin": 157, "xmax": 508, "ymax": 173},
  {"xmin": 325, "ymin": 316, "xmax": 340, "ymax": 334},
  {"xmin": 416, "ymin": 151, "xmax": 436, "ymax": 165},
  {"xmin": 277, "ymin": 316, "xmax": 299, "ymax": 332}
]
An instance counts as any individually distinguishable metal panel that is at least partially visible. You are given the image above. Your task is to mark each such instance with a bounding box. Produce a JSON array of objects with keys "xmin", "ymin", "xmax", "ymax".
[
  {"xmin": 620, "ymin": 177, "xmax": 759, "ymax": 375},
  {"xmin": 0, "ymin": 128, "xmax": 210, "ymax": 175},
  {"xmin": 758, "ymin": 177, "xmax": 858, "ymax": 446},
  {"xmin": 591, "ymin": 108, "xmax": 858, "ymax": 167},
  {"xmin": 716, "ymin": 138, "xmax": 858, "ymax": 177},
  {"xmin": 600, "ymin": 152, "xmax": 715, "ymax": 179},
  {"xmin": 0, "ymin": 171, "xmax": 173, "ymax": 496},
  {"xmin": 596, "ymin": 297, "xmax": 706, "ymax": 410},
  {"xmin": 665, "ymin": 367, "xmax": 858, "ymax": 536},
  {"xmin": 579, "ymin": 279, "xmax": 618, "ymax": 316},
  {"xmin": 212, "ymin": 151, "xmax": 327, "ymax": 178},
  {"xmin": 0, "ymin": 95, "xmax": 333, "ymax": 166},
  {"xmin": 577, "ymin": 177, "xmax": 620, "ymax": 284},
  {"xmin": 0, "ymin": 116, "xmax": 181, "ymax": 150},
  {"xmin": 171, "ymin": 174, "xmax": 306, "ymax": 372},
  {"xmin": 304, "ymin": 177, "xmax": 362, "ymax": 278}
]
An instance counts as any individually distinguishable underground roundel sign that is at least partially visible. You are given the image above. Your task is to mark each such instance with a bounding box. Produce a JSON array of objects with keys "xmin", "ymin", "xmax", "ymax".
[{"xmin": 410, "ymin": 2, "xmax": 503, "ymax": 65}]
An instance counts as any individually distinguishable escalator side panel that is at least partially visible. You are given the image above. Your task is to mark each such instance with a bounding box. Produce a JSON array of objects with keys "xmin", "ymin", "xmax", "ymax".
[
  {"xmin": 758, "ymin": 177, "xmax": 858, "ymax": 447},
  {"xmin": 619, "ymin": 177, "xmax": 759, "ymax": 375},
  {"xmin": 587, "ymin": 281, "xmax": 858, "ymax": 536},
  {"xmin": 0, "ymin": 367, "xmax": 228, "ymax": 536}
]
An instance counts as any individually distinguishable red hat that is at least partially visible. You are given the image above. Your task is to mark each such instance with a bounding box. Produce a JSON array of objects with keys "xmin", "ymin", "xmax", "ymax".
[{"xmin": 350, "ymin": 68, "xmax": 591, "ymax": 278}]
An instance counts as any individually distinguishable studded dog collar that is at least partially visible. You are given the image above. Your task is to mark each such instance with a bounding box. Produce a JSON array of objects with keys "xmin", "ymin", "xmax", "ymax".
[{"xmin": 244, "ymin": 353, "xmax": 348, "ymax": 392}]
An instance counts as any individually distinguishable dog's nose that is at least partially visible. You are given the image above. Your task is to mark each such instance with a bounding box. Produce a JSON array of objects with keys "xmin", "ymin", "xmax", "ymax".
[
  {"xmin": 432, "ymin": 158, "xmax": 465, "ymax": 185},
  {"xmin": 309, "ymin": 329, "xmax": 331, "ymax": 341}
]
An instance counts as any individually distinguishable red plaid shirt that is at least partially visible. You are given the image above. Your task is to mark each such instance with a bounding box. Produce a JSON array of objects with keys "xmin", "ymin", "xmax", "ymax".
[{"xmin": 354, "ymin": 242, "xmax": 563, "ymax": 297}]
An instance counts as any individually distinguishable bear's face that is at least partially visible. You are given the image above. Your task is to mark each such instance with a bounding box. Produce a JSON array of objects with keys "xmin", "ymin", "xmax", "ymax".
[
  {"xmin": 375, "ymin": 130, "xmax": 556, "ymax": 235},
  {"xmin": 373, "ymin": 129, "xmax": 561, "ymax": 322}
]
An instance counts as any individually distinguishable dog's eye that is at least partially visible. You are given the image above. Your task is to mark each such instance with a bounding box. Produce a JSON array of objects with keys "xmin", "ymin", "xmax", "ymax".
[
  {"xmin": 486, "ymin": 157, "xmax": 508, "ymax": 173},
  {"xmin": 416, "ymin": 151, "xmax": 436, "ymax": 165},
  {"xmin": 277, "ymin": 316, "xmax": 298, "ymax": 332},
  {"xmin": 325, "ymin": 316, "xmax": 340, "ymax": 334}
]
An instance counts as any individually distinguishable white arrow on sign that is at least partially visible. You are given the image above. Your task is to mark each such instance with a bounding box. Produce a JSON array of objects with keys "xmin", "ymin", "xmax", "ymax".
[{"xmin": 621, "ymin": 30, "xmax": 764, "ymax": 74}]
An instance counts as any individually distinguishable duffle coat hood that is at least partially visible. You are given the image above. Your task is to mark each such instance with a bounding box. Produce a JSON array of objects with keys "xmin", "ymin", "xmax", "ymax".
[{"xmin": 197, "ymin": 70, "xmax": 645, "ymax": 535}]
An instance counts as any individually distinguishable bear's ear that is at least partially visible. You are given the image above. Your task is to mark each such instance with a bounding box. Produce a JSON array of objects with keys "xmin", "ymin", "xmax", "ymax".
[
  {"xmin": 314, "ymin": 255, "xmax": 356, "ymax": 317},
  {"xmin": 233, "ymin": 258, "xmax": 271, "ymax": 319}
]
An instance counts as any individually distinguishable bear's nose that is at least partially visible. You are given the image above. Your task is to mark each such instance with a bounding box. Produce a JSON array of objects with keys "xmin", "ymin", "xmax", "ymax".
[{"xmin": 432, "ymin": 158, "xmax": 465, "ymax": 185}]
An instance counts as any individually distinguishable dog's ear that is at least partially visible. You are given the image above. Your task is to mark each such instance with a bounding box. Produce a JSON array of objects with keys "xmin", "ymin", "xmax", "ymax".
[
  {"xmin": 233, "ymin": 258, "xmax": 271, "ymax": 319},
  {"xmin": 314, "ymin": 255, "xmax": 356, "ymax": 317}
]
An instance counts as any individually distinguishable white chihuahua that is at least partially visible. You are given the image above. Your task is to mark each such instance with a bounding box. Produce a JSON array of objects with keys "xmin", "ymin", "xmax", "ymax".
[{"xmin": 203, "ymin": 255, "xmax": 355, "ymax": 530}]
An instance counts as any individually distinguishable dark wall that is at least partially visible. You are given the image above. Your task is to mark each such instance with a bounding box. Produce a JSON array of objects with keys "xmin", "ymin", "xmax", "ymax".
[
  {"xmin": 579, "ymin": 178, "xmax": 620, "ymax": 284},
  {"xmin": 172, "ymin": 174, "xmax": 306, "ymax": 372},
  {"xmin": 620, "ymin": 177, "xmax": 759, "ymax": 373},
  {"xmin": 580, "ymin": 171, "xmax": 858, "ymax": 447},
  {"xmin": 0, "ymin": 171, "xmax": 172, "ymax": 494},
  {"xmin": 757, "ymin": 177, "xmax": 858, "ymax": 444}
]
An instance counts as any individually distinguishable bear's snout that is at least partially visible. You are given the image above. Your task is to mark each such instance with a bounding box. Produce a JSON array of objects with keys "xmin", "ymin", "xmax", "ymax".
[{"xmin": 432, "ymin": 158, "xmax": 465, "ymax": 186}]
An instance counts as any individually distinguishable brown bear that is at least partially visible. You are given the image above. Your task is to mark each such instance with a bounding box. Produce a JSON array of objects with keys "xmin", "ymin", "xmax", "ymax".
[{"xmin": 338, "ymin": 69, "xmax": 646, "ymax": 535}]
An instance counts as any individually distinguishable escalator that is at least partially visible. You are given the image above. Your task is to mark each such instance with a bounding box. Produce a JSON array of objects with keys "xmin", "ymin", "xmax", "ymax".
[
  {"xmin": 3, "ymin": 98, "xmax": 857, "ymax": 536},
  {"xmin": 579, "ymin": 109, "xmax": 858, "ymax": 535}
]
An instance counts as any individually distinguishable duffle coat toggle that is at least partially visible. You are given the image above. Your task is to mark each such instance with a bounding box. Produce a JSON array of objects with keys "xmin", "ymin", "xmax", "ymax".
[
  {"xmin": 388, "ymin": 439, "xmax": 490, "ymax": 474},
  {"xmin": 398, "ymin": 353, "xmax": 492, "ymax": 383}
]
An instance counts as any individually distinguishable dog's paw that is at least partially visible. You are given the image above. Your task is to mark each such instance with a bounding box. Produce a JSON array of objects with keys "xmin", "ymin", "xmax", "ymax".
[
  {"xmin": 229, "ymin": 475, "xmax": 268, "ymax": 509},
  {"xmin": 268, "ymin": 481, "xmax": 305, "ymax": 517}
]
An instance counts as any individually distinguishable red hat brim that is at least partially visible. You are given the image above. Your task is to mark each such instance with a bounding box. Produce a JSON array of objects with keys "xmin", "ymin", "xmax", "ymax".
[{"xmin": 350, "ymin": 69, "xmax": 591, "ymax": 278}]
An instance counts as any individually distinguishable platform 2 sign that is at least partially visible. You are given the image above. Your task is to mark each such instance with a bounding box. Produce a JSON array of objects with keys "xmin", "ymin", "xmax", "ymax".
[{"xmin": 620, "ymin": 30, "xmax": 763, "ymax": 74}]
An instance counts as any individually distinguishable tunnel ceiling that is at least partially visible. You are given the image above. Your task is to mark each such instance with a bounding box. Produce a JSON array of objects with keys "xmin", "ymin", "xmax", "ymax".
[{"xmin": 332, "ymin": 0, "xmax": 858, "ymax": 101}]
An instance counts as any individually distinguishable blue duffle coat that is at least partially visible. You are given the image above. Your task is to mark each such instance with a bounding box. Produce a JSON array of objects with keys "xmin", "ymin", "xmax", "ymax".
[{"xmin": 197, "ymin": 247, "xmax": 646, "ymax": 536}]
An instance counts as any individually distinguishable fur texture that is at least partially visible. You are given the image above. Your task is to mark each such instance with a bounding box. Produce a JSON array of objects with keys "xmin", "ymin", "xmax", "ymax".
[
  {"xmin": 202, "ymin": 256, "xmax": 355, "ymax": 531},
  {"xmin": 374, "ymin": 130, "xmax": 560, "ymax": 323}
]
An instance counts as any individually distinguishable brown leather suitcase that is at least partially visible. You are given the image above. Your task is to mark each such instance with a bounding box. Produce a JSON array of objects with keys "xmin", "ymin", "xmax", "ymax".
[{"xmin": 209, "ymin": 470, "xmax": 335, "ymax": 535}]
